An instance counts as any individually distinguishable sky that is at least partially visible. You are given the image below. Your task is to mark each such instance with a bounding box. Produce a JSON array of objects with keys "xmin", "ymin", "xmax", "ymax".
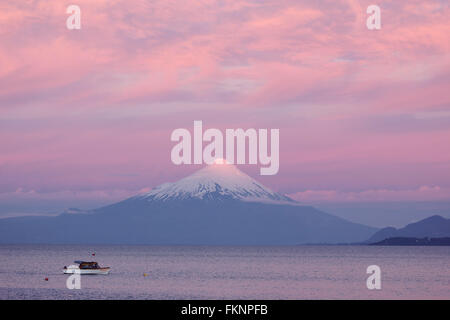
[{"xmin": 0, "ymin": 0, "xmax": 449, "ymax": 219}]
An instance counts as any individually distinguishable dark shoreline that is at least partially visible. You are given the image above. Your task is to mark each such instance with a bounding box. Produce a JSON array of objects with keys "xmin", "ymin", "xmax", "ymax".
[{"xmin": 369, "ymin": 237, "xmax": 450, "ymax": 246}]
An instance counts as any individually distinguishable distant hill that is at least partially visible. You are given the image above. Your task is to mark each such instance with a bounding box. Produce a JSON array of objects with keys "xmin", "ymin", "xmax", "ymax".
[
  {"xmin": 371, "ymin": 237, "xmax": 450, "ymax": 246},
  {"xmin": 367, "ymin": 215, "xmax": 450, "ymax": 243}
]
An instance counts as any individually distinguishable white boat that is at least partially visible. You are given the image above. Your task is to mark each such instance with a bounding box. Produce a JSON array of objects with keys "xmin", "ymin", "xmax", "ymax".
[{"xmin": 63, "ymin": 261, "xmax": 111, "ymax": 275}]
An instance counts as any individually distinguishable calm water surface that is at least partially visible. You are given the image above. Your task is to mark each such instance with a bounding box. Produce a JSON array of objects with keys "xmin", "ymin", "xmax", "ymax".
[{"xmin": 0, "ymin": 245, "xmax": 448, "ymax": 299}]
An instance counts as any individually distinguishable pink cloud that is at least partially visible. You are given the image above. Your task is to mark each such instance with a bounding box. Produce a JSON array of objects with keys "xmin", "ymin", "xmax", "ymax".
[
  {"xmin": 289, "ymin": 185, "xmax": 450, "ymax": 203},
  {"xmin": 0, "ymin": 187, "xmax": 135, "ymax": 202},
  {"xmin": 0, "ymin": 0, "xmax": 449, "ymax": 206}
]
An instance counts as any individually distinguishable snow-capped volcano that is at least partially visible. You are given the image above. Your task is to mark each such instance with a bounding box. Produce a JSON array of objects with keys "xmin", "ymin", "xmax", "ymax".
[
  {"xmin": 0, "ymin": 160, "xmax": 378, "ymax": 244},
  {"xmin": 135, "ymin": 162, "xmax": 294, "ymax": 203}
]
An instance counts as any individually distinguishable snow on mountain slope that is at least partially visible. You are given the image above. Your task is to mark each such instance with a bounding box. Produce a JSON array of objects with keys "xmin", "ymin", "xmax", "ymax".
[{"xmin": 134, "ymin": 161, "xmax": 294, "ymax": 203}]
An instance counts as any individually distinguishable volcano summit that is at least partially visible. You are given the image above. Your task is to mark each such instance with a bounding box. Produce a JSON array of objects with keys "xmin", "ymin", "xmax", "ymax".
[
  {"xmin": 0, "ymin": 163, "xmax": 377, "ymax": 244},
  {"xmin": 133, "ymin": 161, "xmax": 292, "ymax": 203}
]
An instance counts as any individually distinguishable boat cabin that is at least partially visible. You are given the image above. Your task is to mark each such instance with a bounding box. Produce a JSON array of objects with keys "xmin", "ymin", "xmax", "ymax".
[{"xmin": 76, "ymin": 261, "xmax": 100, "ymax": 269}]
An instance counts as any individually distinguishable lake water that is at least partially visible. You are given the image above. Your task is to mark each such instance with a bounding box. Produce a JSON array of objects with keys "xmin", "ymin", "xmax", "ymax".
[{"xmin": 0, "ymin": 245, "xmax": 449, "ymax": 299}]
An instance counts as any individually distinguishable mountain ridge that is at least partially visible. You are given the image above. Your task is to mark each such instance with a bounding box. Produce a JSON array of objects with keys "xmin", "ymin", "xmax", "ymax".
[{"xmin": 367, "ymin": 215, "xmax": 450, "ymax": 243}]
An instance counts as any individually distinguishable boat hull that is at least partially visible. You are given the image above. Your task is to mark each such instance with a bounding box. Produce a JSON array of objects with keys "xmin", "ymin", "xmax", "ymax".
[{"xmin": 64, "ymin": 267, "xmax": 111, "ymax": 275}]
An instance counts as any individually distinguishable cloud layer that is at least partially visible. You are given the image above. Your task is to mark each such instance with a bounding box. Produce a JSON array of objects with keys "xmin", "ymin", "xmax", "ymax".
[
  {"xmin": 288, "ymin": 185, "xmax": 450, "ymax": 203},
  {"xmin": 0, "ymin": 0, "xmax": 449, "ymax": 210}
]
